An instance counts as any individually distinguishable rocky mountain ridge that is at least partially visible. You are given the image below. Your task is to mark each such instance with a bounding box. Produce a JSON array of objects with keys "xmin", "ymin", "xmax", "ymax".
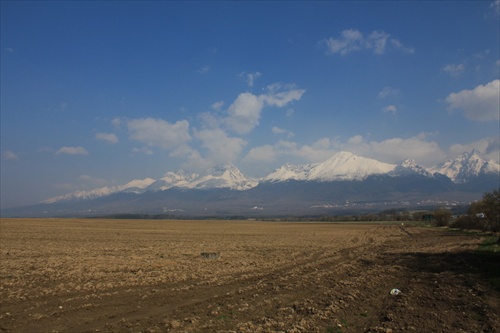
[{"xmin": 41, "ymin": 150, "xmax": 499, "ymax": 204}]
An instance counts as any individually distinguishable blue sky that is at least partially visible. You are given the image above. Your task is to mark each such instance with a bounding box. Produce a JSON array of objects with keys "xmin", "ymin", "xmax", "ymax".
[{"xmin": 1, "ymin": 1, "xmax": 499, "ymax": 208}]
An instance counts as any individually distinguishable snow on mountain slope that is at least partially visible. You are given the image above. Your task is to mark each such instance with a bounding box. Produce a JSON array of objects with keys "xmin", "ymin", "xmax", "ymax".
[
  {"xmin": 430, "ymin": 150, "xmax": 500, "ymax": 183},
  {"xmin": 41, "ymin": 150, "xmax": 499, "ymax": 204},
  {"xmin": 189, "ymin": 164, "xmax": 258, "ymax": 190},
  {"xmin": 307, "ymin": 151, "xmax": 396, "ymax": 181},
  {"xmin": 147, "ymin": 170, "xmax": 198, "ymax": 191},
  {"xmin": 263, "ymin": 163, "xmax": 317, "ymax": 182},
  {"xmin": 390, "ymin": 159, "xmax": 432, "ymax": 177},
  {"xmin": 42, "ymin": 178, "xmax": 156, "ymax": 204},
  {"xmin": 264, "ymin": 151, "xmax": 397, "ymax": 182}
]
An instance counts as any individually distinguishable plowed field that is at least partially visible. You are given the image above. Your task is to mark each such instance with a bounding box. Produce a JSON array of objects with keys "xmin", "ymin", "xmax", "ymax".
[{"xmin": 1, "ymin": 218, "xmax": 499, "ymax": 332}]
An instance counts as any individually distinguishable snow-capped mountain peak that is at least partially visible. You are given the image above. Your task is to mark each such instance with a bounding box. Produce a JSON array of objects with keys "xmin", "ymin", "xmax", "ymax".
[
  {"xmin": 264, "ymin": 151, "xmax": 397, "ymax": 182},
  {"xmin": 306, "ymin": 151, "xmax": 396, "ymax": 181},
  {"xmin": 430, "ymin": 150, "xmax": 500, "ymax": 183},
  {"xmin": 40, "ymin": 150, "xmax": 499, "ymax": 205},
  {"xmin": 41, "ymin": 177, "xmax": 155, "ymax": 204},
  {"xmin": 390, "ymin": 158, "xmax": 432, "ymax": 177},
  {"xmin": 189, "ymin": 163, "xmax": 258, "ymax": 190},
  {"xmin": 147, "ymin": 170, "xmax": 198, "ymax": 191},
  {"xmin": 263, "ymin": 162, "xmax": 318, "ymax": 182}
]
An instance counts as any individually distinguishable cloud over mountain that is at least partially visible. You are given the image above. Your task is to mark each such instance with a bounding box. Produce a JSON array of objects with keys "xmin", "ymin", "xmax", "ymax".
[
  {"xmin": 445, "ymin": 80, "xmax": 500, "ymax": 121},
  {"xmin": 127, "ymin": 118, "xmax": 191, "ymax": 149}
]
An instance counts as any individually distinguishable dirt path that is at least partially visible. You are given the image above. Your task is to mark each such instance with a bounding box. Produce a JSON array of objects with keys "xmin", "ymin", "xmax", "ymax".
[{"xmin": 0, "ymin": 219, "xmax": 498, "ymax": 332}]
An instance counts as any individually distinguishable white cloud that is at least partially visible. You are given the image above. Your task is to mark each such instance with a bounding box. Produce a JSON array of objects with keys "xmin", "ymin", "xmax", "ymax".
[
  {"xmin": 389, "ymin": 38, "xmax": 415, "ymax": 54},
  {"xmin": 272, "ymin": 126, "xmax": 295, "ymax": 138},
  {"xmin": 225, "ymin": 93, "xmax": 264, "ymax": 134},
  {"xmin": 378, "ymin": 87, "xmax": 399, "ymax": 99},
  {"xmin": 323, "ymin": 29, "xmax": 414, "ymax": 55},
  {"xmin": 211, "ymin": 101, "xmax": 224, "ymax": 110},
  {"xmin": 324, "ymin": 29, "xmax": 364, "ymax": 55},
  {"xmin": 55, "ymin": 146, "xmax": 89, "ymax": 156},
  {"xmin": 112, "ymin": 117, "xmax": 121, "ymax": 128},
  {"xmin": 224, "ymin": 85, "xmax": 305, "ymax": 135},
  {"xmin": 3, "ymin": 150, "xmax": 19, "ymax": 160},
  {"xmin": 382, "ymin": 105, "xmax": 398, "ymax": 115},
  {"xmin": 194, "ymin": 128, "xmax": 247, "ymax": 165},
  {"xmin": 366, "ymin": 31, "xmax": 390, "ymax": 55},
  {"xmin": 445, "ymin": 79, "xmax": 500, "ymax": 121},
  {"xmin": 127, "ymin": 118, "xmax": 191, "ymax": 149},
  {"xmin": 239, "ymin": 71, "xmax": 262, "ymax": 87},
  {"xmin": 347, "ymin": 135, "xmax": 364, "ymax": 145},
  {"xmin": 441, "ymin": 63, "xmax": 465, "ymax": 78},
  {"xmin": 449, "ymin": 137, "xmax": 500, "ymax": 163},
  {"xmin": 170, "ymin": 144, "xmax": 212, "ymax": 172},
  {"xmin": 242, "ymin": 133, "xmax": 449, "ymax": 174},
  {"xmin": 95, "ymin": 132, "xmax": 119, "ymax": 144},
  {"xmin": 342, "ymin": 134, "xmax": 446, "ymax": 166},
  {"xmin": 263, "ymin": 86, "xmax": 306, "ymax": 107},
  {"xmin": 131, "ymin": 146, "xmax": 154, "ymax": 155},
  {"xmin": 242, "ymin": 138, "xmax": 336, "ymax": 167},
  {"xmin": 243, "ymin": 145, "xmax": 279, "ymax": 164}
]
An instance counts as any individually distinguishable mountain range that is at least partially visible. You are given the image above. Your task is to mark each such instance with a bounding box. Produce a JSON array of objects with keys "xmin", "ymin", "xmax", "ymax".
[{"xmin": 2, "ymin": 150, "xmax": 499, "ymax": 217}]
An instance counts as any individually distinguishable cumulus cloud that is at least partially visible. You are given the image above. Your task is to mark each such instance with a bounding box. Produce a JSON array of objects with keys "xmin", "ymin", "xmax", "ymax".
[
  {"xmin": 244, "ymin": 133, "xmax": 448, "ymax": 171},
  {"xmin": 95, "ymin": 132, "xmax": 119, "ymax": 144},
  {"xmin": 382, "ymin": 105, "xmax": 398, "ymax": 115},
  {"xmin": 449, "ymin": 137, "xmax": 500, "ymax": 163},
  {"xmin": 341, "ymin": 134, "xmax": 446, "ymax": 166},
  {"xmin": 211, "ymin": 101, "xmax": 224, "ymax": 110},
  {"xmin": 272, "ymin": 126, "xmax": 295, "ymax": 138},
  {"xmin": 243, "ymin": 145, "xmax": 279, "ymax": 164},
  {"xmin": 224, "ymin": 85, "xmax": 305, "ymax": 135},
  {"xmin": 225, "ymin": 93, "xmax": 265, "ymax": 134},
  {"xmin": 3, "ymin": 150, "xmax": 19, "ymax": 160},
  {"xmin": 127, "ymin": 118, "xmax": 191, "ymax": 149},
  {"xmin": 323, "ymin": 29, "xmax": 414, "ymax": 55},
  {"xmin": 441, "ymin": 63, "xmax": 465, "ymax": 78},
  {"xmin": 242, "ymin": 138, "xmax": 336, "ymax": 167},
  {"xmin": 194, "ymin": 128, "xmax": 247, "ymax": 165},
  {"xmin": 445, "ymin": 79, "xmax": 500, "ymax": 121},
  {"xmin": 55, "ymin": 146, "xmax": 89, "ymax": 156}
]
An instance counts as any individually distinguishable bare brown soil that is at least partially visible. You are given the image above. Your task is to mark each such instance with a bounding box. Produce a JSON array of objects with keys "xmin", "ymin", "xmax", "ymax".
[{"xmin": 0, "ymin": 218, "xmax": 499, "ymax": 333}]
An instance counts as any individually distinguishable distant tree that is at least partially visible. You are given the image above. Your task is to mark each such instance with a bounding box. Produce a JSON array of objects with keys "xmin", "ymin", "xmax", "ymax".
[
  {"xmin": 434, "ymin": 208, "xmax": 452, "ymax": 226},
  {"xmin": 450, "ymin": 189, "xmax": 500, "ymax": 236},
  {"xmin": 481, "ymin": 189, "xmax": 500, "ymax": 233}
]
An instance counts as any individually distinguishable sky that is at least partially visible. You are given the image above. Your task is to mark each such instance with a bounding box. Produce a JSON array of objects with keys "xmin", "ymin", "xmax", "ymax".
[{"xmin": 1, "ymin": 1, "xmax": 499, "ymax": 208}]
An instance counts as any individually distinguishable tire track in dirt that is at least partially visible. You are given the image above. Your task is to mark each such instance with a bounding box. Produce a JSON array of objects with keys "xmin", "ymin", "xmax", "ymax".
[
  {"xmin": 66, "ymin": 226, "xmax": 408, "ymax": 332},
  {"xmin": 2, "ymin": 221, "xmax": 498, "ymax": 333}
]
